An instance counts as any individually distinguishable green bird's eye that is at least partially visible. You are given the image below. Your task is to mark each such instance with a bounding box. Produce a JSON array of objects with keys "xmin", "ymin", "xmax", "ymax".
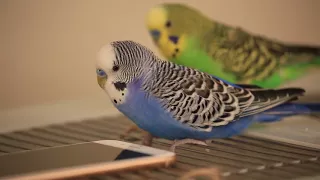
[
  {"xmin": 165, "ymin": 21, "xmax": 172, "ymax": 28},
  {"xmin": 96, "ymin": 69, "xmax": 106, "ymax": 77}
]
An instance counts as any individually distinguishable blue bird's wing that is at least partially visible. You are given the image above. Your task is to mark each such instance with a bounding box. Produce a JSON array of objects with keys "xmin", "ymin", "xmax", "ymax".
[
  {"xmin": 117, "ymin": 79, "xmax": 256, "ymax": 140},
  {"xmin": 117, "ymin": 71, "xmax": 307, "ymax": 140},
  {"xmin": 148, "ymin": 63, "xmax": 306, "ymax": 132}
]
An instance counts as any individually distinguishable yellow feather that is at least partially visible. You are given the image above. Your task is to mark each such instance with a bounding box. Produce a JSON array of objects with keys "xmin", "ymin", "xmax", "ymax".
[{"xmin": 146, "ymin": 5, "xmax": 187, "ymax": 60}]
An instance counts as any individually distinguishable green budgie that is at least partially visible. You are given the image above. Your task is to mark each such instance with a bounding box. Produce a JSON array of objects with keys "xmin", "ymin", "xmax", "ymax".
[{"xmin": 145, "ymin": 3, "xmax": 320, "ymax": 88}]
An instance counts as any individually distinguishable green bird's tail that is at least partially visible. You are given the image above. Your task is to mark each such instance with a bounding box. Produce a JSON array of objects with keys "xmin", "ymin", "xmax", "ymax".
[
  {"xmin": 253, "ymin": 43, "xmax": 320, "ymax": 88},
  {"xmin": 286, "ymin": 43, "xmax": 320, "ymax": 65},
  {"xmin": 311, "ymin": 56, "xmax": 320, "ymax": 65}
]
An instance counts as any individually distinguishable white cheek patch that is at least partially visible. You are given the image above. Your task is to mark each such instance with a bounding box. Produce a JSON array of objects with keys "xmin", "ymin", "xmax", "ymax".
[{"xmin": 103, "ymin": 77, "xmax": 128, "ymax": 105}]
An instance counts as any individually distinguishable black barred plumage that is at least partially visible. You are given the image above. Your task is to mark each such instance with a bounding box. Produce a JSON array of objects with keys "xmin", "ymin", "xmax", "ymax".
[
  {"xmin": 110, "ymin": 40, "xmax": 306, "ymax": 131},
  {"xmin": 209, "ymin": 34, "xmax": 282, "ymax": 82},
  {"xmin": 110, "ymin": 40, "xmax": 158, "ymax": 83},
  {"xmin": 144, "ymin": 60, "xmax": 254, "ymax": 131},
  {"xmin": 206, "ymin": 27, "xmax": 320, "ymax": 83}
]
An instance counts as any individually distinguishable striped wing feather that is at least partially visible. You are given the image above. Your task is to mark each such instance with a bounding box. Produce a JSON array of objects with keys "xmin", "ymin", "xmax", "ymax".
[{"xmin": 148, "ymin": 61, "xmax": 305, "ymax": 131}]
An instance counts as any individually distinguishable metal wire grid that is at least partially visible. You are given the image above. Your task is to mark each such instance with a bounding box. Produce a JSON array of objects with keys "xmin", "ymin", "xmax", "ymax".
[{"xmin": 0, "ymin": 116, "xmax": 319, "ymax": 180}]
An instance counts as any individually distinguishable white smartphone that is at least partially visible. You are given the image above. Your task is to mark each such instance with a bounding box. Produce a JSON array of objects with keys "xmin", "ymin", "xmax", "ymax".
[{"xmin": 0, "ymin": 140, "xmax": 176, "ymax": 180}]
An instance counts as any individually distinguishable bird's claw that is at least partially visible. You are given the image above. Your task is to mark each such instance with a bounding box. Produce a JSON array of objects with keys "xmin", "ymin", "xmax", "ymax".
[
  {"xmin": 119, "ymin": 125, "xmax": 154, "ymax": 146},
  {"xmin": 142, "ymin": 132, "xmax": 154, "ymax": 146},
  {"xmin": 119, "ymin": 125, "xmax": 141, "ymax": 140}
]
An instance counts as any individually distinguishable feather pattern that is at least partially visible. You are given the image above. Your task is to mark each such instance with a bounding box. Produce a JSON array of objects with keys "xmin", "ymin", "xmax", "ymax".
[
  {"xmin": 97, "ymin": 40, "xmax": 320, "ymax": 141},
  {"xmin": 141, "ymin": 59, "xmax": 305, "ymax": 132}
]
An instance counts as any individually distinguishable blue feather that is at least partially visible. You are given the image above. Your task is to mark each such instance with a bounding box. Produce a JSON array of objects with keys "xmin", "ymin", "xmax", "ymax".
[
  {"xmin": 298, "ymin": 103, "xmax": 320, "ymax": 112},
  {"xmin": 115, "ymin": 79, "xmax": 283, "ymax": 140},
  {"xmin": 249, "ymin": 103, "xmax": 320, "ymax": 123},
  {"xmin": 208, "ymin": 73, "xmax": 320, "ymax": 115},
  {"xmin": 206, "ymin": 74, "xmax": 320, "ymax": 123},
  {"xmin": 262, "ymin": 103, "xmax": 320, "ymax": 115},
  {"xmin": 117, "ymin": 77, "xmax": 320, "ymax": 141},
  {"xmin": 114, "ymin": 73, "xmax": 320, "ymax": 141}
]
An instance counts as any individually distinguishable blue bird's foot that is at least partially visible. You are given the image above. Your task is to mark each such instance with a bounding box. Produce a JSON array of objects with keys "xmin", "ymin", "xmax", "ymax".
[
  {"xmin": 170, "ymin": 139, "xmax": 208, "ymax": 152},
  {"xmin": 119, "ymin": 124, "xmax": 144, "ymax": 140},
  {"xmin": 142, "ymin": 132, "xmax": 154, "ymax": 146},
  {"xmin": 120, "ymin": 125, "xmax": 155, "ymax": 146}
]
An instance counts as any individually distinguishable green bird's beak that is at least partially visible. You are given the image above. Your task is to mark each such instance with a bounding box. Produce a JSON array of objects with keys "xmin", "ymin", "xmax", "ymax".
[{"xmin": 149, "ymin": 29, "xmax": 161, "ymax": 43}]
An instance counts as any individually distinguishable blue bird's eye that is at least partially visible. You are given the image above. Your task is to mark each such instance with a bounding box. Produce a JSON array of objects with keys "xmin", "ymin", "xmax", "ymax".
[{"xmin": 96, "ymin": 69, "xmax": 106, "ymax": 77}]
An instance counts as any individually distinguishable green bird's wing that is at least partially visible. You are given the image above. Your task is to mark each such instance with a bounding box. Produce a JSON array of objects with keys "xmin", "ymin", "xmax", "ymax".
[{"xmin": 203, "ymin": 25, "xmax": 320, "ymax": 88}]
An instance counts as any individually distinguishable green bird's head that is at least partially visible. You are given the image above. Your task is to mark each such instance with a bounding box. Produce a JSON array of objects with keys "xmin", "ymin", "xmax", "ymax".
[{"xmin": 146, "ymin": 3, "xmax": 214, "ymax": 61}]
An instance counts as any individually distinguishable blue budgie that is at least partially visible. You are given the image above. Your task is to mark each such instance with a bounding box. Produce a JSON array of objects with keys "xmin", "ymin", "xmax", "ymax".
[{"xmin": 96, "ymin": 40, "xmax": 320, "ymax": 152}]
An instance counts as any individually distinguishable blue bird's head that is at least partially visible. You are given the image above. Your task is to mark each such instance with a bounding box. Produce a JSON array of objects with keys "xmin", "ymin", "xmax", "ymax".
[{"xmin": 96, "ymin": 40, "xmax": 159, "ymax": 91}]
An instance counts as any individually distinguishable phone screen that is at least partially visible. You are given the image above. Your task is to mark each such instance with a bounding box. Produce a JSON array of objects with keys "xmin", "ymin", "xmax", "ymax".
[{"xmin": 0, "ymin": 142, "xmax": 151, "ymax": 178}]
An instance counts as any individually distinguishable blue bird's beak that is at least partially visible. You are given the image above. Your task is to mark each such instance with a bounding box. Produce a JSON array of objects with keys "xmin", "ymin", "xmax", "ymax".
[
  {"xmin": 149, "ymin": 29, "xmax": 161, "ymax": 42},
  {"xmin": 97, "ymin": 76, "xmax": 106, "ymax": 89}
]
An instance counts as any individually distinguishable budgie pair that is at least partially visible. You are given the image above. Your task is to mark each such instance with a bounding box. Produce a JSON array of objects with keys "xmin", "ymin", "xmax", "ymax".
[
  {"xmin": 120, "ymin": 3, "xmax": 320, "ymax": 142},
  {"xmin": 96, "ymin": 40, "xmax": 320, "ymax": 152}
]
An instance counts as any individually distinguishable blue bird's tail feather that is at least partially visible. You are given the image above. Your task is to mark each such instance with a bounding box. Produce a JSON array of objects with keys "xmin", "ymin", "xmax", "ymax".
[
  {"xmin": 300, "ymin": 103, "xmax": 320, "ymax": 112},
  {"xmin": 256, "ymin": 103, "xmax": 320, "ymax": 123}
]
